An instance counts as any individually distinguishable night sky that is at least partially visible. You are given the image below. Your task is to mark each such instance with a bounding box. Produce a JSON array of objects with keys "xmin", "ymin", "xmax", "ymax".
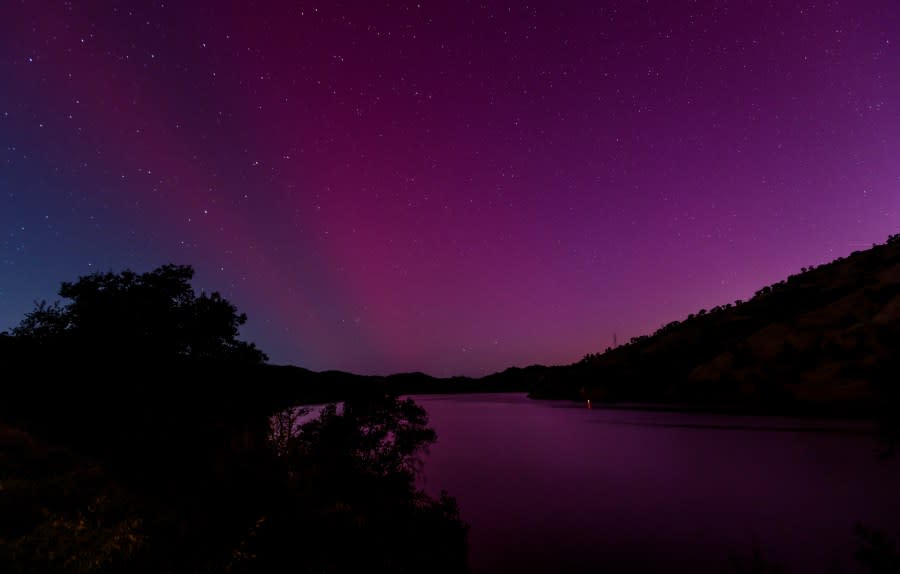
[{"xmin": 1, "ymin": 1, "xmax": 898, "ymax": 376}]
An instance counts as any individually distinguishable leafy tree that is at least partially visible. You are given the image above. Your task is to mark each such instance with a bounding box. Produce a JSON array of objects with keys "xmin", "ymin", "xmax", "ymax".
[
  {"xmin": 12, "ymin": 300, "xmax": 69, "ymax": 341},
  {"xmin": 12, "ymin": 264, "xmax": 267, "ymax": 364},
  {"xmin": 255, "ymin": 394, "xmax": 469, "ymax": 574},
  {"xmin": 289, "ymin": 396, "xmax": 437, "ymax": 480}
]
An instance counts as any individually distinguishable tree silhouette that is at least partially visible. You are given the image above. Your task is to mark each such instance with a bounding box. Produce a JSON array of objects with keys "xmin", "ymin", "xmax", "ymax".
[
  {"xmin": 13, "ymin": 264, "xmax": 267, "ymax": 364},
  {"xmin": 12, "ymin": 300, "xmax": 68, "ymax": 341},
  {"xmin": 255, "ymin": 394, "xmax": 469, "ymax": 574}
]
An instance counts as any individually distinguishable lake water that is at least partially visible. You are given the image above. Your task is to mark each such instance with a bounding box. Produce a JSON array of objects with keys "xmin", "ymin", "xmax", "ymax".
[{"xmin": 412, "ymin": 393, "xmax": 900, "ymax": 573}]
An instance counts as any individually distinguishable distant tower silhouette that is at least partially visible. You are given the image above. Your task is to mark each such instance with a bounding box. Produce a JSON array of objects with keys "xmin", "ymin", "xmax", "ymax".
[{"xmin": 613, "ymin": 333, "xmax": 617, "ymax": 347}]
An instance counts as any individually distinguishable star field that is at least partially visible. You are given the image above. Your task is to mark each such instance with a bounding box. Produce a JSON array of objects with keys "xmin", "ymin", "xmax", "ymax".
[{"xmin": 2, "ymin": 1, "xmax": 899, "ymax": 376}]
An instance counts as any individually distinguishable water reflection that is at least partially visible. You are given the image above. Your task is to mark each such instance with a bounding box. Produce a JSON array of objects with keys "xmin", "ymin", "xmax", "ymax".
[{"xmin": 413, "ymin": 393, "xmax": 900, "ymax": 573}]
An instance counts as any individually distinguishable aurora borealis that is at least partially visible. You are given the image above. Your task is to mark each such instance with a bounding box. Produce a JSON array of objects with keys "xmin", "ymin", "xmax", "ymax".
[{"xmin": 2, "ymin": 1, "xmax": 898, "ymax": 376}]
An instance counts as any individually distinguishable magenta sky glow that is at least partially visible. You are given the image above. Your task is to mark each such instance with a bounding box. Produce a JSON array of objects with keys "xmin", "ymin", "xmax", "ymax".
[{"xmin": 2, "ymin": 1, "xmax": 898, "ymax": 376}]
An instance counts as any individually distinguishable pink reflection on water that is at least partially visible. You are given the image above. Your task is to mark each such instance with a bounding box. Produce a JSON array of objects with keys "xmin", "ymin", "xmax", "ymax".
[{"xmin": 415, "ymin": 393, "xmax": 900, "ymax": 573}]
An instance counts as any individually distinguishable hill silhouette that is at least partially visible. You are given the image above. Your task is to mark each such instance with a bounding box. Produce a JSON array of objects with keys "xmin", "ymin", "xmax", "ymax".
[
  {"xmin": 8, "ymin": 235, "xmax": 897, "ymax": 415},
  {"xmin": 10, "ymin": 234, "xmax": 896, "ymax": 412},
  {"xmin": 519, "ymin": 233, "xmax": 900, "ymax": 418},
  {"xmin": 219, "ymin": 233, "xmax": 900, "ymax": 417}
]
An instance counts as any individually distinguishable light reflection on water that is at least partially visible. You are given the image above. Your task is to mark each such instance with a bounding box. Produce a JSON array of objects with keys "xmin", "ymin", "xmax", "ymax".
[{"xmin": 412, "ymin": 393, "xmax": 900, "ymax": 574}]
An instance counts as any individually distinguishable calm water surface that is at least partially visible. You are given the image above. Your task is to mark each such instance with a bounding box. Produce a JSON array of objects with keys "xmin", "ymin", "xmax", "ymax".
[{"xmin": 412, "ymin": 393, "xmax": 900, "ymax": 573}]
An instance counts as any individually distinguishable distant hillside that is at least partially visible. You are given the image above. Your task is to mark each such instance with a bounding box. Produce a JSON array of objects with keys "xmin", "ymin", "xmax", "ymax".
[
  {"xmin": 183, "ymin": 233, "xmax": 900, "ymax": 413},
  {"xmin": 8, "ymin": 236, "xmax": 896, "ymax": 415},
  {"xmin": 525, "ymin": 233, "xmax": 900, "ymax": 414},
  {"xmin": 253, "ymin": 364, "xmax": 527, "ymax": 406}
]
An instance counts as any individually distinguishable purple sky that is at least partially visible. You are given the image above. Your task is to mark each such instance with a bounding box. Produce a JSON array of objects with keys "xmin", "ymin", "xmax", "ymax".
[{"xmin": 1, "ymin": 1, "xmax": 898, "ymax": 376}]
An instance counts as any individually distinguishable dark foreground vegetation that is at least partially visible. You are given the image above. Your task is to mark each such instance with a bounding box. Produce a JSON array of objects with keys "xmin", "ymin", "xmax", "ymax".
[{"xmin": 0, "ymin": 265, "xmax": 467, "ymax": 573}]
